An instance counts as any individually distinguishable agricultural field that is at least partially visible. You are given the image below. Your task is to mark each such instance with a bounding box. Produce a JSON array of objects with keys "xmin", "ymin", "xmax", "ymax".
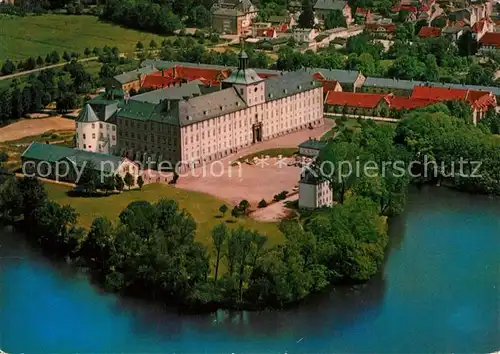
[
  {"xmin": 45, "ymin": 183, "xmax": 284, "ymax": 248},
  {"xmin": 0, "ymin": 129, "xmax": 75, "ymax": 171},
  {"xmin": 0, "ymin": 14, "xmax": 173, "ymax": 61}
]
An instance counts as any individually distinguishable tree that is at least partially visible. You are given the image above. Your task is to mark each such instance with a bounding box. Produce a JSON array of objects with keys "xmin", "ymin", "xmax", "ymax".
[
  {"xmin": 63, "ymin": 51, "xmax": 71, "ymax": 62},
  {"xmin": 45, "ymin": 54, "xmax": 52, "ymax": 65},
  {"xmin": 114, "ymin": 174, "xmax": 125, "ymax": 192},
  {"xmin": 238, "ymin": 200, "xmax": 250, "ymax": 212},
  {"xmin": 136, "ymin": 41, "xmax": 144, "ymax": 51},
  {"xmin": 149, "ymin": 40, "xmax": 157, "ymax": 50},
  {"xmin": 35, "ymin": 201, "xmax": 85, "ymax": 257},
  {"xmin": 102, "ymin": 175, "xmax": 115, "ymax": 195},
  {"xmin": 389, "ymin": 55, "xmax": 425, "ymax": 80},
  {"xmin": 18, "ymin": 177, "xmax": 47, "ymax": 227},
  {"xmin": 79, "ymin": 217, "xmax": 115, "ymax": 271},
  {"xmin": 1, "ymin": 60, "xmax": 16, "ymax": 75},
  {"xmin": 78, "ymin": 160, "xmax": 99, "ymax": 194},
  {"xmin": 84, "ymin": 47, "xmax": 91, "ymax": 57},
  {"xmin": 137, "ymin": 175, "xmax": 144, "ymax": 190},
  {"xmin": 219, "ymin": 203, "xmax": 228, "ymax": 217},
  {"xmin": 190, "ymin": 5, "xmax": 211, "ymax": 28},
  {"xmin": 211, "ymin": 223, "xmax": 228, "ymax": 282},
  {"xmin": 36, "ymin": 56, "xmax": 44, "ymax": 66},
  {"xmin": 324, "ymin": 10, "xmax": 346, "ymax": 29},
  {"xmin": 124, "ymin": 172, "xmax": 134, "ymax": 190},
  {"xmin": 49, "ymin": 50, "xmax": 60, "ymax": 64},
  {"xmin": 0, "ymin": 177, "xmax": 23, "ymax": 223},
  {"xmin": 56, "ymin": 92, "xmax": 78, "ymax": 113},
  {"xmin": 231, "ymin": 206, "xmax": 242, "ymax": 220},
  {"xmin": 298, "ymin": 0, "xmax": 314, "ymax": 28},
  {"xmin": 480, "ymin": 108, "xmax": 500, "ymax": 134}
]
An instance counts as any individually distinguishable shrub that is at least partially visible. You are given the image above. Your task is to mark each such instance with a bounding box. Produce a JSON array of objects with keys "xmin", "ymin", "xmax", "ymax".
[
  {"xmin": 51, "ymin": 133, "xmax": 59, "ymax": 139},
  {"xmin": 258, "ymin": 199, "xmax": 267, "ymax": 208},
  {"xmin": 273, "ymin": 191, "xmax": 288, "ymax": 202}
]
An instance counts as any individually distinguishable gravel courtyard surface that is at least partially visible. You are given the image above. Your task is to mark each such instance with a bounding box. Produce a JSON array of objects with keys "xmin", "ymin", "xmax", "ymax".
[{"xmin": 175, "ymin": 120, "xmax": 333, "ymax": 217}]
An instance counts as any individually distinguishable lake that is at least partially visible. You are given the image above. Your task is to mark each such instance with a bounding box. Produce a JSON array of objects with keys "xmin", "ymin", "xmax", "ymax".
[{"xmin": 1, "ymin": 186, "xmax": 499, "ymax": 353}]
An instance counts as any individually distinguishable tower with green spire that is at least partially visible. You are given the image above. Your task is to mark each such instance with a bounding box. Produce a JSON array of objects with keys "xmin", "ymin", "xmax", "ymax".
[{"xmin": 222, "ymin": 39, "xmax": 265, "ymax": 106}]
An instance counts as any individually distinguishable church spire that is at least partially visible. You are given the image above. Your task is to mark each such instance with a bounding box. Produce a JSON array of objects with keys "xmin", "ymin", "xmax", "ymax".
[{"xmin": 238, "ymin": 36, "xmax": 248, "ymax": 71}]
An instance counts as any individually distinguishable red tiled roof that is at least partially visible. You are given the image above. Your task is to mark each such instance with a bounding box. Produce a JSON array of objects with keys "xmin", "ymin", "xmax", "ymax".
[
  {"xmin": 388, "ymin": 96, "xmax": 437, "ymax": 110},
  {"xmin": 171, "ymin": 65, "xmax": 230, "ymax": 86},
  {"xmin": 418, "ymin": 26, "xmax": 441, "ymax": 38},
  {"xmin": 321, "ymin": 80, "xmax": 341, "ymax": 92},
  {"xmin": 412, "ymin": 86, "xmax": 496, "ymax": 110},
  {"xmin": 325, "ymin": 91, "xmax": 392, "ymax": 108},
  {"xmin": 392, "ymin": 5, "xmax": 417, "ymax": 13},
  {"xmin": 142, "ymin": 75, "xmax": 176, "ymax": 89},
  {"xmin": 311, "ymin": 72, "xmax": 326, "ymax": 81},
  {"xmin": 478, "ymin": 32, "xmax": 500, "ymax": 48}
]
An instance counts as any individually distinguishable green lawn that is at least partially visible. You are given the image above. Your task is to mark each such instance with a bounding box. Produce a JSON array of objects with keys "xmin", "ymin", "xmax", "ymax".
[
  {"xmin": 45, "ymin": 183, "xmax": 284, "ymax": 248},
  {"xmin": 0, "ymin": 14, "xmax": 174, "ymax": 61}
]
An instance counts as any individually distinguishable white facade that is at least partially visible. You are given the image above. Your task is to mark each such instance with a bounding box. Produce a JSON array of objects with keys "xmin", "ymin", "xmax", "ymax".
[
  {"xmin": 178, "ymin": 85, "xmax": 324, "ymax": 165},
  {"xmin": 299, "ymin": 179, "xmax": 333, "ymax": 209},
  {"xmin": 76, "ymin": 121, "xmax": 117, "ymax": 154}
]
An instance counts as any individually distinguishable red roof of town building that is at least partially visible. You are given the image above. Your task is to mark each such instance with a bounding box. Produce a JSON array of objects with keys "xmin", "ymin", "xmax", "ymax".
[
  {"xmin": 392, "ymin": 5, "xmax": 417, "ymax": 12},
  {"xmin": 472, "ymin": 19, "xmax": 492, "ymax": 33},
  {"xmin": 412, "ymin": 86, "xmax": 496, "ymax": 110},
  {"xmin": 325, "ymin": 92, "xmax": 393, "ymax": 108},
  {"xmin": 388, "ymin": 96, "xmax": 437, "ymax": 110},
  {"xmin": 366, "ymin": 23, "xmax": 396, "ymax": 33},
  {"xmin": 321, "ymin": 80, "xmax": 341, "ymax": 92},
  {"xmin": 141, "ymin": 75, "xmax": 177, "ymax": 89},
  {"xmin": 478, "ymin": 32, "xmax": 500, "ymax": 48},
  {"xmin": 256, "ymin": 71, "xmax": 280, "ymax": 79},
  {"xmin": 418, "ymin": 26, "xmax": 441, "ymax": 38}
]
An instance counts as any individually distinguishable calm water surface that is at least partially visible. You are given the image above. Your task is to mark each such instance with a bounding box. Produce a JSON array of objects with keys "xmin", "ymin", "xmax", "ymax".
[{"xmin": 1, "ymin": 186, "xmax": 499, "ymax": 353}]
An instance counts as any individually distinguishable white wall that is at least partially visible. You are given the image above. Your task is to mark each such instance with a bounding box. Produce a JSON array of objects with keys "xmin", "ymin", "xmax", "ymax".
[{"xmin": 76, "ymin": 121, "xmax": 117, "ymax": 154}]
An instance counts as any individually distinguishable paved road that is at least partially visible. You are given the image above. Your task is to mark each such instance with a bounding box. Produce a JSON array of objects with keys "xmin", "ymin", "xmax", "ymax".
[{"xmin": 0, "ymin": 56, "xmax": 98, "ymax": 81}]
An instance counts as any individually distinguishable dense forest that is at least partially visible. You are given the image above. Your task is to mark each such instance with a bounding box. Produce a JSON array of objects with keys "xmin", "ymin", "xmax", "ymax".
[{"xmin": 1, "ymin": 105, "xmax": 499, "ymax": 310}]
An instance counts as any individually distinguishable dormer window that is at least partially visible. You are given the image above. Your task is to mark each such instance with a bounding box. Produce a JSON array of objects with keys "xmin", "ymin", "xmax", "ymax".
[
  {"xmin": 187, "ymin": 116, "xmax": 192, "ymax": 120},
  {"xmin": 203, "ymin": 110, "xmax": 207, "ymax": 115}
]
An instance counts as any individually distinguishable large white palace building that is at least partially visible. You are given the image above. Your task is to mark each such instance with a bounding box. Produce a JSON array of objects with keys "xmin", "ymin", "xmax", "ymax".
[{"xmin": 76, "ymin": 49, "xmax": 325, "ymax": 168}]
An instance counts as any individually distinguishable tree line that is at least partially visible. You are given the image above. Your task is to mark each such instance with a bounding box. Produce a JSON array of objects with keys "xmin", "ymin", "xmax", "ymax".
[{"xmin": 1, "ymin": 105, "xmax": 499, "ymax": 310}]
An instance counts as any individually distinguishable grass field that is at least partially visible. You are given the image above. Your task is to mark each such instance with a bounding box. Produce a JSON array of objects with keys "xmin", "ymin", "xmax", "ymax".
[
  {"xmin": 0, "ymin": 130, "xmax": 75, "ymax": 170},
  {"xmin": 0, "ymin": 14, "xmax": 173, "ymax": 61},
  {"xmin": 45, "ymin": 183, "xmax": 284, "ymax": 248}
]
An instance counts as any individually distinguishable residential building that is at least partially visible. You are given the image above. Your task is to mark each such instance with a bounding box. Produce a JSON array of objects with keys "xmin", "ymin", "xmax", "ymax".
[
  {"xmin": 309, "ymin": 68, "xmax": 365, "ymax": 92},
  {"xmin": 360, "ymin": 77, "xmax": 425, "ymax": 96},
  {"xmin": 366, "ymin": 23, "xmax": 396, "ymax": 37},
  {"xmin": 75, "ymin": 89, "xmax": 122, "ymax": 154},
  {"xmin": 478, "ymin": 32, "xmax": 500, "ymax": 52},
  {"xmin": 355, "ymin": 8, "xmax": 373, "ymax": 23},
  {"xmin": 472, "ymin": 18, "xmax": 494, "ymax": 40},
  {"xmin": 211, "ymin": 0, "xmax": 258, "ymax": 34},
  {"xmin": 441, "ymin": 22, "xmax": 466, "ymax": 41},
  {"xmin": 411, "ymin": 85, "xmax": 497, "ymax": 124},
  {"xmin": 212, "ymin": 8, "xmax": 246, "ymax": 35},
  {"xmin": 324, "ymin": 91, "xmax": 393, "ymax": 115},
  {"xmin": 299, "ymin": 169, "xmax": 333, "ymax": 209},
  {"xmin": 418, "ymin": 26, "xmax": 442, "ymax": 38},
  {"xmin": 298, "ymin": 138, "xmax": 328, "ymax": 157},
  {"xmin": 313, "ymin": 0, "xmax": 353, "ymax": 24},
  {"xmin": 293, "ymin": 28, "xmax": 317, "ymax": 43},
  {"xmin": 108, "ymin": 66, "xmax": 158, "ymax": 91},
  {"xmin": 116, "ymin": 50, "xmax": 324, "ymax": 170},
  {"xmin": 21, "ymin": 142, "xmax": 140, "ymax": 185}
]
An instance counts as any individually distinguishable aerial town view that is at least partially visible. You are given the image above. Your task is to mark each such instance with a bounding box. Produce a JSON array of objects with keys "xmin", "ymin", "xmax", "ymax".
[{"xmin": 0, "ymin": 0, "xmax": 499, "ymax": 352}]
